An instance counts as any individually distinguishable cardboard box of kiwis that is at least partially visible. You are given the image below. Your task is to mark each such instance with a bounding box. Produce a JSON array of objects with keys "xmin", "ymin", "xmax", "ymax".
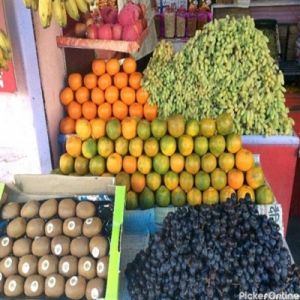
[{"xmin": 0, "ymin": 174, "xmax": 125, "ymax": 300}]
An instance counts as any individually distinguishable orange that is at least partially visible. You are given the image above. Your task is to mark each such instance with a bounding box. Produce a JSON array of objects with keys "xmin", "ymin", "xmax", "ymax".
[
  {"xmin": 203, "ymin": 187, "xmax": 219, "ymax": 205},
  {"xmin": 256, "ymin": 185, "xmax": 273, "ymax": 204},
  {"xmin": 228, "ymin": 168, "xmax": 244, "ymax": 190},
  {"xmin": 237, "ymin": 185, "xmax": 255, "ymax": 202},
  {"xmin": 92, "ymin": 59, "xmax": 106, "ymax": 76},
  {"xmin": 59, "ymin": 153, "xmax": 74, "ymax": 175},
  {"xmin": 114, "ymin": 72, "xmax": 128, "ymax": 89},
  {"xmin": 123, "ymin": 156, "xmax": 137, "ymax": 174},
  {"xmin": 211, "ymin": 168, "xmax": 227, "ymax": 191},
  {"xmin": 170, "ymin": 153, "xmax": 185, "ymax": 173},
  {"xmin": 98, "ymin": 102, "xmax": 112, "ymax": 120},
  {"xmin": 137, "ymin": 155, "xmax": 152, "ymax": 175},
  {"xmin": 82, "ymin": 101, "xmax": 97, "ymax": 120},
  {"xmin": 84, "ymin": 73, "xmax": 97, "ymax": 89},
  {"xmin": 75, "ymin": 86, "xmax": 89, "ymax": 104},
  {"xmin": 129, "ymin": 102, "xmax": 143, "ymax": 119},
  {"xmin": 115, "ymin": 136, "xmax": 129, "ymax": 156},
  {"xmin": 123, "ymin": 57, "xmax": 137, "ymax": 74},
  {"xmin": 220, "ymin": 186, "xmax": 236, "ymax": 202},
  {"xmin": 146, "ymin": 172, "xmax": 162, "ymax": 191},
  {"xmin": 90, "ymin": 118, "xmax": 106, "ymax": 139},
  {"xmin": 113, "ymin": 100, "xmax": 128, "ymax": 120},
  {"xmin": 60, "ymin": 87, "xmax": 74, "ymax": 105},
  {"xmin": 121, "ymin": 117, "xmax": 137, "ymax": 140},
  {"xmin": 167, "ymin": 115, "xmax": 185, "ymax": 138},
  {"xmin": 209, "ymin": 135, "xmax": 226, "ymax": 157},
  {"xmin": 201, "ymin": 153, "xmax": 217, "ymax": 173},
  {"xmin": 129, "ymin": 137, "xmax": 143, "ymax": 157},
  {"xmin": 106, "ymin": 58, "xmax": 120, "ymax": 76},
  {"xmin": 136, "ymin": 87, "xmax": 149, "ymax": 104},
  {"xmin": 115, "ymin": 172, "xmax": 130, "ymax": 191},
  {"xmin": 105, "ymin": 86, "xmax": 119, "ymax": 104},
  {"xmin": 75, "ymin": 118, "xmax": 92, "ymax": 140},
  {"xmin": 120, "ymin": 87, "xmax": 135, "ymax": 105},
  {"xmin": 106, "ymin": 153, "xmax": 122, "ymax": 174},
  {"xmin": 67, "ymin": 101, "xmax": 82, "ymax": 120},
  {"xmin": 187, "ymin": 188, "xmax": 202, "ymax": 206},
  {"xmin": 246, "ymin": 166, "xmax": 265, "ymax": 189},
  {"xmin": 235, "ymin": 148, "xmax": 254, "ymax": 172},
  {"xmin": 68, "ymin": 73, "xmax": 82, "ymax": 91},
  {"xmin": 178, "ymin": 135, "xmax": 194, "ymax": 156},
  {"xmin": 199, "ymin": 118, "xmax": 216, "ymax": 137},
  {"xmin": 97, "ymin": 137, "xmax": 114, "ymax": 158},
  {"xmin": 143, "ymin": 103, "xmax": 157, "ymax": 121},
  {"xmin": 66, "ymin": 135, "xmax": 82, "ymax": 158},
  {"xmin": 144, "ymin": 138, "xmax": 159, "ymax": 157},
  {"xmin": 164, "ymin": 171, "xmax": 179, "ymax": 191},
  {"xmin": 131, "ymin": 171, "xmax": 146, "ymax": 193},
  {"xmin": 91, "ymin": 87, "xmax": 105, "ymax": 105},
  {"xmin": 179, "ymin": 171, "xmax": 194, "ymax": 193},
  {"xmin": 98, "ymin": 73, "xmax": 112, "ymax": 90},
  {"xmin": 59, "ymin": 117, "xmax": 75, "ymax": 134},
  {"xmin": 185, "ymin": 154, "xmax": 201, "ymax": 175},
  {"xmin": 129, "ymin": 72, "xmax": 142, "ymax": 90},
  {"xmin": 226, "ymin": 133, "xmax": 242, "ymax": 154},
  {"xmin": 218, "ymin": 152, "xmax": 235, "ymax": 173}
]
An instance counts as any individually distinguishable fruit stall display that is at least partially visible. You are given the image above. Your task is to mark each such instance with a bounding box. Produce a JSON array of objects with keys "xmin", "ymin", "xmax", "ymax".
[{"xmin": 0, "ymin": 29, "xmax": 12, "ymax": 71}]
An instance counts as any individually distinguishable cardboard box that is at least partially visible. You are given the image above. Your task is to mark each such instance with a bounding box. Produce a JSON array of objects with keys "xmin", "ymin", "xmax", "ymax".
[{"xmin": 0, "ymin": 175, "xmax": 126, "ymax": 300}]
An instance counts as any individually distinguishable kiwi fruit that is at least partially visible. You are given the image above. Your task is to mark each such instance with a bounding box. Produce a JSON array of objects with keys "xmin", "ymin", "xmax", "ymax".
[
  {"xmin": 0, "ymin": 272, "xmax": 4, "ymax": 293},
  {"xmin": 38, "ymin": 255, "xmax": 58, "ymax": 277},
  {"xmin": 58, "ymin": 256, "xmax": 78, "ymax": 277},
  {"xmin": 26, "ymin": 218, "xmax": 45, "ymax": 238},
  {"xmin": 58, "ymin": 198, "xmax": 76, "ymax": 219},
  {"xmin": 20, "ymin": 200, "xmax": 40, "ymax": 219},
  {"xmin": 86, "ymin": 278, "xmax": 105, "ymax": 300},
  {"xmin": 65, "ymin": 275, "xmax": 86, "ymax": 300},
  {"xmin": 32, "ymin": 236, "xmax": 50, "ymax": 257},
  {"xmin": 45, "ymin": 218, "xmax": 63, "ymax": 238},
  {"xmin": 12, "ymin": 238, "xmax": 32, "ymax": 257},
  {"xmin": 0, "ymin": 237, "xmax": 13, "ymax": 258},
  {"xmin": 18, "ymin": 255, "xmax": 38, "ymax": 277},
  {"xmin": 78, "ymin": 256, "xmax": 96, "ymax": 280},
  {"xmin": 7, "ymin": 217, "xmax": 26, "ymax": 238},
  {"xmin": 76, "ymin": 201, "xmax": 96, "ymax": 219},
  {"xmin": 0, "ymin": 256, "xmax": 18, "ymax": 277},
  {"xmin": 39, "ymin": 198, "xmax": 58, "ymax": 219},
  {"xmin": 70, "ymin": 236, "xmax": 89, "ymax": 257},
  {"xmin": 45, "ymin": 273, "xmax": 65, "ymax": 298},
  {"xmin": 51, "ymin": 235, "xmax": 70, "ymax": 256},
  {"xmin": 89, "ymin": 235, "xmax": 108, "ymax": 259},
  {"xmin": 1, "ymin": 202, "xmax": 20, "ymax": 219},
  {"xmin": 24, "ymin": 274, "xmax": 44, "ymax": 297},
  {"xmin": 83, "ymin": 217, "xmax": 102, "ymax": 238},
  {"xmin": 97, "ymin": 256, "xmax": 109, "ymax": 278},
  {"xmin": 63, "ymin": 217, "xmax": 82, "ymax": 237},
  {"xmin": 4, "ymin": 275, "xmax": 24, "ymax": 297}
]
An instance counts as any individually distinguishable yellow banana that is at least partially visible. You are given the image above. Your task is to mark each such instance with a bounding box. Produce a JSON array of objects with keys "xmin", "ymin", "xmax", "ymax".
[
  {"xmin": 0, "ymin": 30, "xmax": 11, "ymax": 53},
  {"xmin": 65, "ymin": 0, "xmax": 80, "ymax": 21},
  {"xmin": 85, "ymin": 0, "xmax": 94, "ymax": 3},
  {"xmin": 52, "ymin": 0, "xmax": 67, "ymax": 27},
  {"xmin": 23, "ymin": 0, "xmax": 33, "ymax": 8},
  {"xmin": 38, "ymin": 0, "xmax": 52, "ymax": 28},
  {"xmin": 75, "ymin": 0, "xmax": 89, "ymax": 13},
  {"xmin": 31, "ymin": 0, "xmax": 39, "ymax": 11}
]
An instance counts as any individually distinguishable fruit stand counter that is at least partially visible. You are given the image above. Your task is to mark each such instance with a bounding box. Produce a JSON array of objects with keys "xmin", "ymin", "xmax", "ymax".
[{"xmin": 242, "ymin": 134, "xmax": 299, "ymax": 234}]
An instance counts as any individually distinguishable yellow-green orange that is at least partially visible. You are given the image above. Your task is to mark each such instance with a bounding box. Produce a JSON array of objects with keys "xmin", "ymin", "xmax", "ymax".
[
  {"xmin": 171, "ymin": 187, "xmax": 186, "ymax": 207},
  {"xmin": 187, "ymin": 188, "xmax": 202, "ymax": 206},
  {"xmin": 216, "ymin": 113, "xmax": 234, "ymax": 135},
  {"xmin": 97, "ymin": 137, "xmax": 114, "ymax": 158},
  {"xmin": 218, "ymin": 153, "xmax": 235, "ymax": 173},
  {"xmin": 139, "ymin": 187, "xmax": 155, "ymax": 209},
  {"xmin": 116, "ymin": 172, "xmax": 130, "ymax": 191},
  {"xmin": 246, "ymin": 166, "xmax": 265, "ymax": 189},
  {"xmin": 237, "ymin": 185, "xmax": 255, "ymax": 202},
  {"xmin": 156, "ymin": 186, "xmax": 171, "ymax": 207},
  {"xmin": 106, "ymin": 118, "xmax": 121, "ymax": 140},
  {"xmin": 211, "ymin": 168, "xmax": 227, "ymax": 190},
  {"xmin": 76, "ymin": 118, "xmax": 92, "ymax": 140},
  {"xmin": 74, "ymin": 156, "xmax": 89, "ymax": 175},
  {"xmin": 170, "ymin": 153, "xmax": 185, "ymax": 173},
  {"xmin": 194, "ymin": 136, "xmax": 208, "ymax": 156},
  {"xmin": 220, "ymin": 186, "xmax": 236, "ymax": 202},
  {"xmin": 126, "ymin": 191, "xmax": 138, "ymax": 210},
  {"xmin": 199, "ymin": 118, "xmax": 216, "ymax": 137},
  {"xmin": 146, "ymin": 172, "xmax": 161, "ymax": 191},
  {"xmin": 137, "ymin": 120, "xmax": 151, "ymax": 140},
  {"xmin": 129, "ymin": 137, "xmax": 143, "ymax": 157},
  {"xmin": 82, "ymin": 138, "xmax": 97, "ymax": 159},
  {"xmin": 226, "ymin": 133, "xmax": 242, "ymax": 154},
  {"xmin": 151, "ymin": 119, "xmax": 167, "ymax": 139},
  {"xmin": 178, "ymin": 135, "xmax": 194, "ymax": 156},
  {"xmin": 144, "ymin": 138, "xmax": 159, "ymax": 157},
  {"xmin": 59, "ymin": 153, "xmax": 74, "ymax": 175},
  {"xmin": 195, "ymin": 171, "xmax": 210, "ymax": 191},
  {"xmin": 209, "ymin": 135, "xmax": 226, "ymax": 157},
  {"xmin": 186, "ymin": 119, "xmax": 199, "ymax": 137},
  {"xmin": 66, "ymin": 136, "xmax": 82, "ymax": 158},
  {"xmin": 137, "ymin": 155, "xmax": 152, "ymax": 174},
  {"xmin": 179, "ymin": 171, "xmax": 194, "ymax": 193},
  {"xmin": 164, "ymin": 171, "xmax": 179, "ymax": 191},
  {"xmin": 185, "ymin": 154, "xmax": 201, "ymax": 175},
  {"xmin": 255, "ymin": 185, "xmax": 274, "ymax": 204},
  {"xmin": 115, "ymin": 136, "xmax": 128, "ymax": 156},
  {"xmin": 89, "ymin": 156, "xmax": 105, "ymax": 176},
  {"xmin": 201, "ymin": 153, "xmax": 217, "ymax": 173},
  {"xmin": 106, "ymin": 153, "xmax": 122, "ymax": 174},
  {"xmin": 203, "ymin": 187, "xmax": 219, "ymax": 205},
  {"xmin": 167, "ymin": 115, "xmax": 185, "ymax": 138},
  {"xmin": 160, "ymin": 135, "xmax": 176, "ymax": 156},
  {"xmin": 153, "ymin": 153, "xmax": 169, "ymax": 175}
]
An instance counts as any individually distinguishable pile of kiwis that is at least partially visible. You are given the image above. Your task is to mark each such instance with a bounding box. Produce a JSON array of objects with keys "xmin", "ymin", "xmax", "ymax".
[{"xmin": 0, "ymin": 198, "xmax": 110, "ymax": 300}]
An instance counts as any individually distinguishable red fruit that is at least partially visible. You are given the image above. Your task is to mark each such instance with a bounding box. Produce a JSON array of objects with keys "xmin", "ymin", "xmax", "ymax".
[
  {"xmin": 87, "ymin": 24, "xmax": 98, "ymax": 39},
  {"xmin": 112, "ymin": 24, "xmax": 123, "ymax": 40},
  {"xmin": 98, "ymin": 24, "xmax": 113, "ymax": 40},
  {"xmin": 100, "ymin": 7, "xmax": 118, "ymax": 24},
  {"xmin": 118, "ymin": 2, "xmax": 142, "ymax": 26}
]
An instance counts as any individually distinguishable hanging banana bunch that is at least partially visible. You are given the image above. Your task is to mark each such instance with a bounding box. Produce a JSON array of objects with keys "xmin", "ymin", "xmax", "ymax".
[
  {"xmin": 0, "ymin": 29, "xmax": 12, "ymax": 71},
  {"xmin": 22, "ymin": 0, "xmax": 92, "ymax": 29}
]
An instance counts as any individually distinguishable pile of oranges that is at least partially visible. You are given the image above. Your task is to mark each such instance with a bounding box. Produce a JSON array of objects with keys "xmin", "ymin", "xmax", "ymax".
[{"xmin": 59, "ymin": 57, "xmax": 157, "ymax": 135}]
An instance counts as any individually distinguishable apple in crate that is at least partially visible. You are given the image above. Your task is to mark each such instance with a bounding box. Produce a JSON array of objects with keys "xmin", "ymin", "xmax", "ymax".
[{"xmin": 98, "ymin": 24, "xmax": 113, "ymax": 40}]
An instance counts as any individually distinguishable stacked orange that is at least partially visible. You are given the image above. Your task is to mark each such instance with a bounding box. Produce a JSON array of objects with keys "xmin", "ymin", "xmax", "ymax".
[{"xmin": 59, "ymin": 57, "xmax": 158, "ymax": 135}]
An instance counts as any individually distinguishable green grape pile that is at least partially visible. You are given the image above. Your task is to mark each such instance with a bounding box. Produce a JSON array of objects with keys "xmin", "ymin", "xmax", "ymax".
[{"xmin": 142, "ymin": 16, "xmax": 294, "ymax": 135}]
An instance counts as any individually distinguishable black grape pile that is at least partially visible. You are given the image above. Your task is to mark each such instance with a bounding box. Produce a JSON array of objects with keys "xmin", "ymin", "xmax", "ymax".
[{"xmin": 126, "ymin": 195, "xmax": 300, "ymax": 300}]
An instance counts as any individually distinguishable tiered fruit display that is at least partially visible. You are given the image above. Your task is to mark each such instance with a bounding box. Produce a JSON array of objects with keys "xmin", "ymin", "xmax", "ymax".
[
  {"xmin": 59, "ymin": 111, "xmax": 274, "ymax": 209},
  {"xmin": 0, "ymin": 30, "xmax": 12, "ymax": 70},
  {"xmin": 142, "ymin": 16, "xmax": 294, "ymax": 135},
  {"xmin": 126, "ymin": 196, "xmax": 300, "ymax": 299},
  {"xmin": 59, "ymin": 56, "xmax": 157, "ymax": 136}
]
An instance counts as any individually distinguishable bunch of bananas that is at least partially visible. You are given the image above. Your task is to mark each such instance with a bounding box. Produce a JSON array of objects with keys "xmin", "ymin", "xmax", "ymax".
[
  {"xmin": 23, "ymin": 0, "xmax": 95, "ymax": 28},
  {"xmin": 0, "ymin": 30, "xmax": 12, "ymax": 71}
]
